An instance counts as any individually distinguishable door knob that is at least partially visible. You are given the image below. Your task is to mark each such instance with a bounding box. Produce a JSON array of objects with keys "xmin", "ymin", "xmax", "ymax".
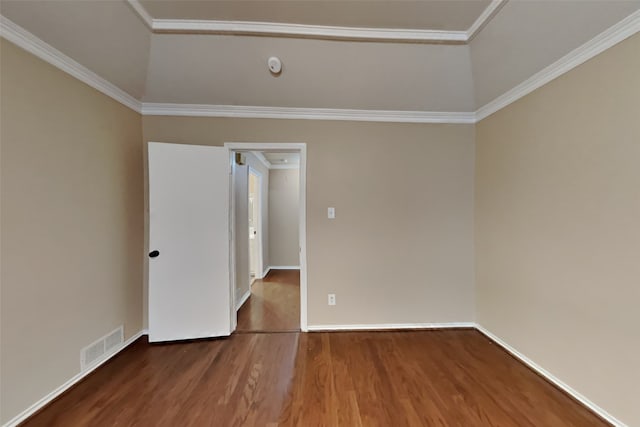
[{"xmin": 149, "ymin": 250, "xmax": 160, "ymax": 258}]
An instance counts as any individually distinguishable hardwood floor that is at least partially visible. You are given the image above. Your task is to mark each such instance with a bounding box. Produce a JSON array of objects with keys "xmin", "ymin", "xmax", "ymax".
[
  {"xmin": 237, "ymin": 269, "xmax": 300, "ymax": 332},
  {"xmin": 21, "ymin": 330, "xmax": 607, "ymax": 427}
]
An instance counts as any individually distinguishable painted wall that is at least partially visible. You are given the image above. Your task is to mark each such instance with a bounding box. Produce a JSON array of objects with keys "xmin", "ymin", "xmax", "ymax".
[
  {"xmin": 142, "ymin": 117, "xmax": 476, "ymax": 327},
  {"xmin": 0, "ymin": 40, "xmax": 144, "ymax": 424},
  {"xmin": 268, "ymin": 168, "xmax": 300, "ymax": 267},
  {"xmin": 475, "ymin": 33, "xmax": 640, "ymax": 426}
]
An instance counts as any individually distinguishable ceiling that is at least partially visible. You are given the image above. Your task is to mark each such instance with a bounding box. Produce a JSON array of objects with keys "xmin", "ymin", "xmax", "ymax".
[
  {"xmin": 139, "ymin": 0, "xmax": 490, "ymax": 31},
  {"xmin": 1, "ymin": 0, "xmax": 639, "ymax": 114},
  {"xmin": 0, "ymin": 0, "xmax": 150, "ymax": 99},
  {"xmin": 143, "ymin": 35, "xmax": 475, "ymax": 111},
  {"xmin": 262, "ymin": 152, "xmax": 301, "ymax": 167}
]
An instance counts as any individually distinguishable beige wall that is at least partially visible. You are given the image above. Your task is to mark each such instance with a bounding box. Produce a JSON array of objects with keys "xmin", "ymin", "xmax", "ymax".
[
  {"xmin": 475, "ymin": 33, "xmax": 640, "ymax": 426},
  {"xmin": 143, "ymin": 117, "xmax": 475, "ymax": 327},
  {"xmin": 269, "ymin": 168, "xmax": 300, "ymax": 267},
  {"xmin": 0, "ymin": 40, "xmax": 144, "ymax": 423}
]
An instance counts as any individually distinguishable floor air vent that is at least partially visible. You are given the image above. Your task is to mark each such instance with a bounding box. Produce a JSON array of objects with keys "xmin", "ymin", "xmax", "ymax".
[
  {"xmin": 81, "ymin": 326, "xmax": 124, "ymax": 371},
  {"xmin": 104, "ymin": 327, "xmax": 124, "ymax": 353}
]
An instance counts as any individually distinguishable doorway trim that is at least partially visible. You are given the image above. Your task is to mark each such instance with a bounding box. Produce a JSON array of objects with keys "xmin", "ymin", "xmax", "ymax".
[
  {"xmin": 248, "ymin": 166, "xmax": 264, "ymax": 281},
  {"xmin": 225, "ymin": 142, "xmax": 308, "ymax": 332}
]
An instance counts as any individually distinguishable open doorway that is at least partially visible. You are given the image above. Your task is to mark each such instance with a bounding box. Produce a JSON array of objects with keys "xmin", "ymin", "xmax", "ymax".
[{"xmin": 226, "ymin": 143, "xmax": 307, "ymax": 333}]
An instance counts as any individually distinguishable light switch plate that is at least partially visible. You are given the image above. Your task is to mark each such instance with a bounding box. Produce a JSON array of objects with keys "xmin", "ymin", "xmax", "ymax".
[{"xmin": 328, "ymin": 207, "xmax": 335, "ymax": 219}]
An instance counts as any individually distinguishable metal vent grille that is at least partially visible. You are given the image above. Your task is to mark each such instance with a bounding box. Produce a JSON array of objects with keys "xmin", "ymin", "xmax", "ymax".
[
  {"xmin": 81, "ymin": 326, "xmax": 124, "ymax": 371},
  {"xmin": 81, "ymin": 340, "xmax": 105, "ymax": 370},
  {"xmin": 104, "ymin": 327, "xmax": 124, "ymax": 353}
]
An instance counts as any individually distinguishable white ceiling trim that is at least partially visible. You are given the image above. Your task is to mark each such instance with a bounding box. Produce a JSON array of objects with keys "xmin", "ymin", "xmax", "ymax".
[
  {"xmin": 0, "ymin": 15, "xmax": 142, "ymax": 113},
  {"xmin": 476, "ymin": 8, "xmax": 640, "ymax": 121},
  {"xmin": 2, "ymin": 10, "xmax": 638, "ymax": 125},
  {"xmin": 467, "ymin": 0, "xmax": 507, "ymax": 41},
  {"xmin": 251, "ymin": 151, "xmax": 272, "ymax": 169},
  {"xmin": 141, "ymin": 103, "xmax": 477, "ymax": 124},
  {"xmin": 127, "ymin": 0, "xmax": 505, "ymax": 44},
  {"xmin": 126, "ymin": 0, "xmax": 153, "ymax": 28},
  {"xmin": 152, "ymin": 19, "xmax": 467, "ymax": 43}
]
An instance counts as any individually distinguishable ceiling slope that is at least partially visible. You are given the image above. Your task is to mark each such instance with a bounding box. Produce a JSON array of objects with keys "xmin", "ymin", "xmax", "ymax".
[
  {"xmin": 471, "ymin": 0, "xmax": 640, "ymax": 108},
  {"xmin": 138, "ymin": 0, "xmax": 490, "ymax": 31},
  {"xmin": 130, "ymin": 0, "xmax": 504, "ymax": 43},
  {"xmin": 0, "ymin": 0, "xmax": 639, "ymax": 119},
  {"xmin": 0, "ymin": 0, "xmax": 150, "ymax": 99}
]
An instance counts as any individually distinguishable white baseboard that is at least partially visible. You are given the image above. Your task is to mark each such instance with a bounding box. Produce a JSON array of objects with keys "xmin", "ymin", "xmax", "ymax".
[
  {"xmin": 307, "ymin": 322, "xmax": 475, "ymax": 331},
  {"xmin": 3, "ymin": 329, "xmax": 148, "ymax": 427},
  {"xmin": 261, "ymin": 266, "xmax": 271, "ymax": 278},
  {"xmin": 474, "ymin": 325, "xmax": 626, "ymax": 427},
  {"xmin": 269, "ymin": 265, "xmax": 300, "ymax": 270},
  {"xmin": 235, "ymin": 290, "xmax": 251, "ymax": 311}
]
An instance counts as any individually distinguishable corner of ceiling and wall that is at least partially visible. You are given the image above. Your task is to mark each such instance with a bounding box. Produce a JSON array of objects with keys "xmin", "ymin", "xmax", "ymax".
[{"xmin": 0, "ymin": 0, "xmax": 638, "ymax": 123}]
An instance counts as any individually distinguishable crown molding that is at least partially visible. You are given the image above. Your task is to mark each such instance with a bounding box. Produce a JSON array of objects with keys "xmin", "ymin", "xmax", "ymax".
[
  {"xmin": 3, "ymin": 7, "xmax": 638, "ymax": 125},
  {"xmin": 0, "ymin": 15, "xmax": 142, "ymax": 113},
  {"xmin": 141, "ymin": 103, "xmax": 476, "ymax": 124},
  {"xmin": 126, "ymin": 0, "xmax": 153, "ymax": 28},
  {"xmin": 154, "ymin": 19, "xmax": 468, "ymax": 43},
  {"xmin": 467, "ymin": 0, "xmax": 507, "ymax": 41},
  {"xmin": 127, "ymin": 0, "xmax": 504, "ymax": 44},
  {"xmin": 476, "ymin": 8, "xmax": 640, "ymax": 121},
  {"xmin": 251, "ymin": 151, "xmax": 272, "ymax": 169}
]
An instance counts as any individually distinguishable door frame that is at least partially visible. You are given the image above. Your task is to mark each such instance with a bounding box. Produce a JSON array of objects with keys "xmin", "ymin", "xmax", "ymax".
[
  {"xmin": 225, "ymin": 142, "xmax": 308, "ymax": 332},
  {"xmin": 248, "ymin": 166, "xmax": 264, "ymax": 281}
]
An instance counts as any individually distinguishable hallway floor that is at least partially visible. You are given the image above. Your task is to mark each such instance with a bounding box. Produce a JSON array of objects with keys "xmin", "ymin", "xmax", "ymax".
[{"xmin": 237, "ymin": 269, "xmax": 300, "ymax": 332}]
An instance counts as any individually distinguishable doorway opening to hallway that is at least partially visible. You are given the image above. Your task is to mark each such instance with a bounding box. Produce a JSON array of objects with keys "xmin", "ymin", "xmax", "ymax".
[{"xmin": 227, "ymin": 143, "xmax": 307, "ymax": 333}]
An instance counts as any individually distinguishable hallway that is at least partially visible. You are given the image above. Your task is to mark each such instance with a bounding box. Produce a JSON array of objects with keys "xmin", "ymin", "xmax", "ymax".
[{"xmin": 237, "ymin": 269, "xmax": 300, "ymax": 332}]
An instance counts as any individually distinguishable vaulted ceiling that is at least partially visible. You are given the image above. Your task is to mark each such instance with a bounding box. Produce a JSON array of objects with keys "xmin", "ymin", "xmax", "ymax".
[
  {"xmin": 1, "ymin": 0, "xmax": 639, "ymax": 115},
  {"xmin": 139, "ymin": 0, "xmax": 491, "ymax": 30}
]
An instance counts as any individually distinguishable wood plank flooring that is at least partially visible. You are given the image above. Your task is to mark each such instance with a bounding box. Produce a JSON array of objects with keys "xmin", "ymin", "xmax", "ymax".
[
  {"xmin": 237, "ymin": 269, "xmax": 300, "ymax": 332},
  {"xmin": 21, "ymin": 330, "xmax": 608, "ymax": 426}
]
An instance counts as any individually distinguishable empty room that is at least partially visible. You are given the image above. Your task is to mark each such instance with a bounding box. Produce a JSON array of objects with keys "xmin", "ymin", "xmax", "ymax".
[{"xmin": 1, "ymin": 1, "xmax": 638, "ymax": 426}]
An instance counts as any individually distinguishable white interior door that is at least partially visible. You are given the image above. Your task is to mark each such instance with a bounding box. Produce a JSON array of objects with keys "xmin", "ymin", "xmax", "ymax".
[
  {"xmin": 248, "ymin": 172, "xmax": 259, "ymax": 277},
  {"xmin": 148, "ymin": 142, "xmax": 232, "ymax": 342},
  {"xmin": 233, "ymin": 162, "xmax": 249, "ymax": 306}
]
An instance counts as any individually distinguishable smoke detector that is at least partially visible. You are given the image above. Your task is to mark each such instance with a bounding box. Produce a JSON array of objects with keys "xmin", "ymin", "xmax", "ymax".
[{"xmin": 268, "ymin": 56, "xmax": 282, "ymax": 75}]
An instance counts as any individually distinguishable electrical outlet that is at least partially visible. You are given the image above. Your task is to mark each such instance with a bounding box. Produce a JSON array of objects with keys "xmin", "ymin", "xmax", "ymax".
[{"xmin": 328, "ymin": 293, "xmax": 336, "ymax": 306}]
